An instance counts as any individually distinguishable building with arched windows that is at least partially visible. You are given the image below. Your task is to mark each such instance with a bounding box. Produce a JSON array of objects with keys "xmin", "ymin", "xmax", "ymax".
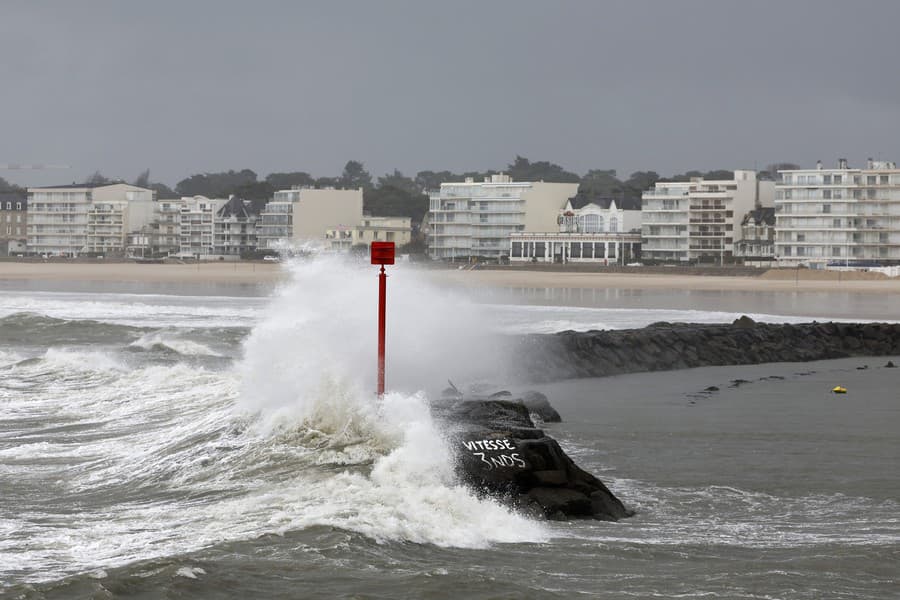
[{"xmin": 510, "ymin": 196, "xmax": 641, "ymax": 264}]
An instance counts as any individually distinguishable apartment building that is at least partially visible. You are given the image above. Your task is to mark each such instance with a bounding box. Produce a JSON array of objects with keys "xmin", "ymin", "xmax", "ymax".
[
  {"xmin": 428, "ymin": 173, "xmax": 579, "ymax": 260},
  {"xmin": 325, "ymin": 216, "xmax": 412, "ymax": 251},
  {"xmin": 214, "ymin": 196, "xmax": 257, "ymax": 256},
  {"xmin": 27, "ymin": 183, "xmax": 154, "ymax": 256},
  {"xmin": 0, "ymin": 192, "xmax": 27, "ymax": 256},
  {"xmin": 641, "ymin": 170, "xmax": 773, "ymax": 263},
  {"xmin": 258, "ymin": 187, "xmax": 363, "ymax": 249},
  {"xmin": 175, "ymin": 196, "xmax": 227, "ymax": 258},
  {"xmin": 153, "ymin": 198, "xmax": 183, "ymax": 255},
  {"xmin": 510, "ymin": 196, "xmax": 641, "ymax": 263},
  {"xmin": 775, "ymin": 159, "xmax": 900, "ymax": 265}
]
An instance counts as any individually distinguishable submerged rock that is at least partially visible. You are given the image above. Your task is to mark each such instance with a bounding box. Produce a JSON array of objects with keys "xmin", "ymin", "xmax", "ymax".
[{"xmin": 434, "ymin": 398, "xmax": 632, "ymax": 522}]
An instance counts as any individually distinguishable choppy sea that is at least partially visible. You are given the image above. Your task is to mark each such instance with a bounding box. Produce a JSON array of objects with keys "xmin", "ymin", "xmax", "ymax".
[{"xmin": 1, "ymin": 258, "xmax": 898, "ymax": 599}]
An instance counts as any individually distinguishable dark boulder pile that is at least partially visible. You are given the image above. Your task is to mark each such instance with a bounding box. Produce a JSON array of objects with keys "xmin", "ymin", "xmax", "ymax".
[
  {"xmin": 513, "ymin": 317, "xmax": 900, "ymax": 381},
  {"xmin": 433, "ymin": 387, "xmax": 631, "ymax": 521}
]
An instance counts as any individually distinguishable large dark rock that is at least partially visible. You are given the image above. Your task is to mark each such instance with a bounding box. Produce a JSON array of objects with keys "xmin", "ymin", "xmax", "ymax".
[
  {"xmin": 512, "ymin": 319, "xmax": 900, "ymax": 382},
  {"xmin": 434, "ymin": 398, "xmax": 632, "ymax": 521}
]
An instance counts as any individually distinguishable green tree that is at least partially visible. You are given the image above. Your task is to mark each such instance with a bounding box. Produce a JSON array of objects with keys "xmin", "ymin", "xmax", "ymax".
[
  {"xmin": 623, "ymin": 171, "xmax": 660, "ymax": 195},
  {"xmin": 703, "ymin": 169, "xmax": 734, "ymax": 181},
  {"xmin": 0, "ymin": 176, "xmax": 25, "ymax": 194},
  {"xmin": 339, "ymin": 160, "xmax": 373, "ymax": 189},
  {"xmin": 149, "ymin": 182, "xmax": 177, "ymax": 198},
  {"xmin": 364, "ymin": 184, "xmax": 428, "ymax": 224},
  {"xmin": 265, "ymin": 171, "xmax": 315, "ymax": 189},
  {"xmin": 579, "ymin": 169, "xmax": 624, "ymax": 197},
  {"xmin": 506, "ymin": 156, "xmax": 580, "ymax": 183},
  {"xmin": 85, "ymin": 171, "xmax": 111, "ymax": 185},
  {"xmin": 133, "ymin": 169, "xmax": 151, "ymax": 188},
  {"xmin": 175, "ymin": 169, "xmax": 258, "ymax": 197},
  {"xmin": 415, "ymin": 170, "xmax": 462, "ymax": 191},
  {"xmin": 377, "ymin": 170, "xmax": 421, "ymax": 196}
]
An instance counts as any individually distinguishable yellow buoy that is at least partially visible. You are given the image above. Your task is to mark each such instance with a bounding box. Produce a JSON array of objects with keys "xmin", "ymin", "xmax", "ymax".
[{"xmin": 832, "ymin": 385, "xmax": 847, "ymax": 394}]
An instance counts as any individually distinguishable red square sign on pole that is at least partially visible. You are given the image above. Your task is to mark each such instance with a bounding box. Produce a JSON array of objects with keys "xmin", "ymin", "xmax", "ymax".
[{"xmin": 371, "ymin": 241, "xmax": 395, "ymax": 265}]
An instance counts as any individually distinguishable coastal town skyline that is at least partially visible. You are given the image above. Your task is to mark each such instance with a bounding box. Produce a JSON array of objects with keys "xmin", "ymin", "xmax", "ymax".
[{"xmin": 4, "ymin": 1, "xmax": 900, "ymax": 187}]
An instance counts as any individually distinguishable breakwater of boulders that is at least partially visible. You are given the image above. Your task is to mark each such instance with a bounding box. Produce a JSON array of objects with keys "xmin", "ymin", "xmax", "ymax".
[{"xmin": 513, "ymin": 317, "xmax": 900, "ymax": 382}]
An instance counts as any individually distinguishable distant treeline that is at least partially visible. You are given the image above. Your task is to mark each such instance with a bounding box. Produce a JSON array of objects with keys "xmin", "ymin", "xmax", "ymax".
[{"xmin": 0, "ymin": 157, "xmax": 800, "ymax": 224}]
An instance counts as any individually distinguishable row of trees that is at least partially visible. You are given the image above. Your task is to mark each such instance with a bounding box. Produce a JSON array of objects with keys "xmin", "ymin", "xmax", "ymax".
[{"xmin": 3, "ymin": 157, "xmax": 801, "ymax": 224}]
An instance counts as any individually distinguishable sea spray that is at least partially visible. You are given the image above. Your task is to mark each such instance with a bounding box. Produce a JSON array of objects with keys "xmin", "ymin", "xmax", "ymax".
[{"xmin": 236, "ymin": 254, "xmax": 546, "ymax": 546}]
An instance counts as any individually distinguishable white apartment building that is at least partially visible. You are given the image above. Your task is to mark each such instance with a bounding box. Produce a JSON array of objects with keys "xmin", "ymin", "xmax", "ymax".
[
  {"xmin": 175, "ymin": 196, "xmax": 227, "ymax": 258},
  {"xmin": 258, "ymin": 187, "xmax": 363, "ymax": 249},
  {"xmin": 27, "ymin": 183, "xmax": 154, "ymax": 256},
  {"xmin": 325, "ymin": 216, "xmax": 412, "ymax": 251},
  {"xmin": 641, "ymin": 170, "xmax": 773, "ymax": 263},
  {"xmin": 154, "ymin": 199, "xmax": 182, "ymax": 255},
  {"xmin": 775, "ymin": 159, "xmax": 900, "ymax": 266},
  {"xmin": 428, "ymin": 173, "xmax": 579, "ymax": 259},
  {"xmin": 510, "ymin": 197, "xmax": 641, "ymax": 263}
]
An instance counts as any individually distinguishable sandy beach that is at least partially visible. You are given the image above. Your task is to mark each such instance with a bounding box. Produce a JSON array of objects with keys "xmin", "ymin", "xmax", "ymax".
[
  {"xmin": 0, "ymin": 261, "xmax": 286, "ymax": 285},
  {"xmin": 429, "ymin": 267, "xmax": 900, "ymax": 293},
  {"xmin": 2, "ymin": 261, "xmax": 900, "ymax": 293}
]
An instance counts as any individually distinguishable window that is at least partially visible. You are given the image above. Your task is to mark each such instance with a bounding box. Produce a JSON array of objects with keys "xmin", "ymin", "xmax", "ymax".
[
  {"xmin": 823, "ymin": 190, "xmax": 832, "ymax": 200},
  {"xmin": 781, "ymin": 174, "xmax": 792, "ymax": 184},
  {"xmin": 834, "ymin": 175, "xmax": 842, "ymax": 184},
  {"xmin": 822, "ymin": 203, "xmax": 831, "ymax": 213},
  {"xmin": 609, "ymin": 216, "xmax": 618, "ymax": 232},
  {"xmin": 832, "ymin": 246, "xmax": 842, "ymax": 256},
  {"xmin": 880, "ymin": 175, "xmax": 889, "ymax": 184},
  {"xmin": 582, "ymin": 214, "xmax": 599, "ymax": 233},
  {"xmin": 4, "ymin": 202, "xmax": 9, "ymax": 210},
  {"xmin": 797, "ymin": 233, "xmax": 805, "ymax": 242},
  {"xmin": 784, "ymin": 190, "xmax": 792, "ymax": 199},
  {"xmin": 16, "ymin": 202, "xmax": 21, "ymax": 210},
  {"xmin": 823, "ymin": 175, "xmax": 832, "ymax": 184},
  {"xmin": 867, "ymin": 176, "xmax": 877, "ymax": 185},
  {"xmin": 867, "ymin": 189, "xmax": 876, "ymax": 199},
  {"xmin": 833, "ymin": 219, "xmax": 842, "ymax": 228}
]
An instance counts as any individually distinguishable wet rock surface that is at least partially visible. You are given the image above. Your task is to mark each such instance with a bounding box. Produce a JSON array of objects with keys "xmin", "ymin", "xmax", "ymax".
[
  {"xmin": 514, "ymin": 318, "xmax": 900, "ymax": 382},
  {"xmin": 433, "ymin": 394, "xmax": 632, "ymax": 521}
]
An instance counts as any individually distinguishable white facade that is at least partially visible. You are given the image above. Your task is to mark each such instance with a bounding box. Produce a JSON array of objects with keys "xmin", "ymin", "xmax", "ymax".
[
  {"xmin": 154, "ymin": 199, "xmax": 182, "ymax": 255},
  {"xmin": 510, "ymin": 198, "xmax": 641, "ymax": 264},
  {"xmin": 325, "ymin": 216, "xmax": 412, "ymax": 251},
  {"xmin": 176, "ymin": 196, "xmax": 227, "ymax": 258},
  {"xmin": 775, "ymin": 159, "xmax": 900, "ymax": 265},
  {"xmin": 428, "ymin": 173, "xmax": 579, "ymax": 259},
  {"xmin": 641, "ymin": 170, "xmax": 773, "ymax": 263},
  {"xmin": 27, "ymin": 183, "xmax": 154, "ymax": 256},
  {"xmin": 258, "ymin": 187, "xmax": 364, "ymax": 249}
]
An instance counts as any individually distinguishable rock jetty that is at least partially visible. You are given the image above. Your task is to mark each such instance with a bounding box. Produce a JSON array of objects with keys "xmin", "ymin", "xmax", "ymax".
[
  {"xmin": 514, "ymin": 318, "xmax": 900, "ymax": 381},
  {"xmin": 434, "ymin": 390, "xmax": 632, "ymax": 521}
]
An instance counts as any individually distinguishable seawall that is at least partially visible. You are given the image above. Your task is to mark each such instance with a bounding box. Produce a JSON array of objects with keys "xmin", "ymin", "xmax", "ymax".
[{"xmin": 515, "ymin": 318, "xmax": 900, "ymax": 382}]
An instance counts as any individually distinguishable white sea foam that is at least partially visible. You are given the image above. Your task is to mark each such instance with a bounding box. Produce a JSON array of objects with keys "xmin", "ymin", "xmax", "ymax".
[
  {"xmin": 0, "ymin": 290, "xmax": 262, "ymax": 328},
  {"xmin": 0, "ymin": 256, "xmax": 549, "ymax": 585},
  {"xmin": 129, "ymin": 332, "xmax": 223, "ymax": 357}
]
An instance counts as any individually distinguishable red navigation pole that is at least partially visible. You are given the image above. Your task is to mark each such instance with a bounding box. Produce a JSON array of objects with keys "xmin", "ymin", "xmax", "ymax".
[{"xmin": 370, "ymin": 241, "xmax": 395, "ymax": 397}]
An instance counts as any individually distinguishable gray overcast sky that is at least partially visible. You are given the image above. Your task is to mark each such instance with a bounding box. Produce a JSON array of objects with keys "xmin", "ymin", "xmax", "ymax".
[{"xmin": 2, "ymin": 0, "xmax": 900, "ymax": 188}]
